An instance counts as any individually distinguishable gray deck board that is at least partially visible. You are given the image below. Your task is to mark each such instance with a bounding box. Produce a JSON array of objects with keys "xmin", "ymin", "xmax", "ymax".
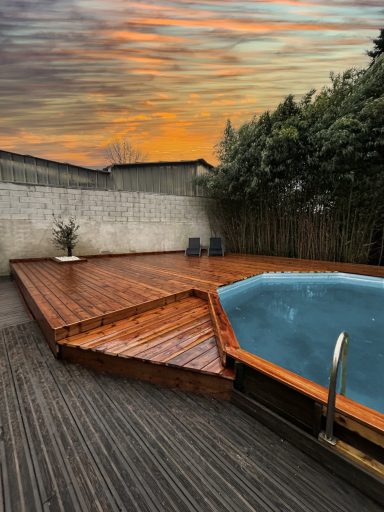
[
  {"xmin": 0, "ymin": 281, "xmax": 381, "ymax": 511},
  {"xmin": 0, "ymin": 279, "xmax": 31, "ymax": 329}
]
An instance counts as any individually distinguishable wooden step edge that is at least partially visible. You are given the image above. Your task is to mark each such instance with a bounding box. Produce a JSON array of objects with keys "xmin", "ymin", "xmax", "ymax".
[
  {"xmin": 93, "ymin": 339, "xmax": 235, "ymax": 380},
  {"xmin": 59, "ymin": 344, "xmax": 234, "ymax": 400},
  {"xmin": 54, "ymin": 289, "xmax": 196, "ymax": 341},
  {"xmin": 57, "ymin": 296, "xmax": 205, "ymax": 348},
  {"xmin": 208, "ymin": 291, "xmax": 239, "ymax": 366},
  {"xmin": 220, "ymin": 367, "xmax": 235, "ymax": 381},
  {"xmin": 99, "ymin": 347, "xmax": 230, "ymax": 380}
]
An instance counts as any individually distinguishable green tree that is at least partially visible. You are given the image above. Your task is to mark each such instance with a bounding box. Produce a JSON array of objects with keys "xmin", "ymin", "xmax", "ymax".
[
  {"xmin": 52, "ymin": 215, "xmax": 80, "ymax": 257},
  {"xmin": 215, "ymin": 119, "xmax": 237, "ymax": 164},
  {"xmin": 367, "ymin": 28, "xmax": 384, "ymax": 63},
  {"xmin": 200, "ymin": 53, "xmax": 384, "ymax": 264}
]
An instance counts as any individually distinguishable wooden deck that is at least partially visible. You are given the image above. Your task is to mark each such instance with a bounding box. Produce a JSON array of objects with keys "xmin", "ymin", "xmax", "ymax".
[
  {"xmin": 8, "ymin": 254, "xmax": 384, "ymax": 497},
  {"xmin": 11, "ymin": 252, "xmax": 384, "ymax": 395},
  {"xmin": 59, "ymin": 296, "xmax": 224, "ymax": 373},
  {"xmin": 11, "ymin": 253, "xmax": 384, "ymax": 342},
  {"xmin": 58, "ymin": 294, "xmax": 233, "ymax": 397}
]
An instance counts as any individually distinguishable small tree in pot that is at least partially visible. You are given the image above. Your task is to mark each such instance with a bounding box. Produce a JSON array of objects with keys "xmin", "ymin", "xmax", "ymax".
[{"xmin": 52, "ymin": 215, "xmax": 80, "ymax": 257}]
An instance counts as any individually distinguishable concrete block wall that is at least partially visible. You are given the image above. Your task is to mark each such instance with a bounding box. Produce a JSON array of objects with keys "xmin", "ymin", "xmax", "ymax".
[{"xmin": 0, "ymin": 182, "xmax": 213, "ymax": 275}]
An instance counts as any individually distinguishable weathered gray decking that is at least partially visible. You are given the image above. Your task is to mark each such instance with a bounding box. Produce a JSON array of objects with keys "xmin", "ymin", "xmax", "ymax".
[
  {"xmin": 0, "ymin": 281, "xmax": 380, "ymax": 511},
  {"xmin": 0, "ymin": 278, "xmax": 31, "ymax": 329}
]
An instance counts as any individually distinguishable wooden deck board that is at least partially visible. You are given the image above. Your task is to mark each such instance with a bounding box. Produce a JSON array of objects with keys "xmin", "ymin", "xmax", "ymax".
[
  {"xmin": 11, "ymin": 253, "xmax": 384, "ymax": 343},
  {"xmin": 139, "ymin": 322, "xmax": 213, "ymax": 361},
  {"xmin": 63, "ymin": 296, "xmax": 200, "ymax": 346},
  {"xmin": 0, "ymin": 278, "xmax": 32, "ymax": 329},
  {"xmin": 58, "ymin": 297, "xmax": 227, "ymax": 379}
]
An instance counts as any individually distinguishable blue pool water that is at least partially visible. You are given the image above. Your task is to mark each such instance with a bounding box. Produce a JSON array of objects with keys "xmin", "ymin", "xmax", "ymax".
[{"xmin": 218, "ymin": 273, "xmax": 384, "ymax": 414}]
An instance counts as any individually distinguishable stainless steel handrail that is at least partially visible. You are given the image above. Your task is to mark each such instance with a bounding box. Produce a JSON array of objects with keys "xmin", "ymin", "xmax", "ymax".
[{"xmin": 318, "ymin": 332, "xmax": 349, "ymax": 446}]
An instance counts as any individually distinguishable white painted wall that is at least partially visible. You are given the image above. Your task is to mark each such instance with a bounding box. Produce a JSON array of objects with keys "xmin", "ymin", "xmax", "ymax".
[{"xmin": 0, "ymin": 183, "xmax": 213, "ymax": 275}]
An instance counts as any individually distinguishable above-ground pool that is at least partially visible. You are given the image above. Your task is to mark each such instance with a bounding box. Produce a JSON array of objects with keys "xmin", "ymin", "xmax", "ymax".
[{"xmin": 218, "ymin": 272, "xmax": 384, "ymax": 414}]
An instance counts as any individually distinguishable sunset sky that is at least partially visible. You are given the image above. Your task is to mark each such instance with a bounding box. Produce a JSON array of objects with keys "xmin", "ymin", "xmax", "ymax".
[{"xmin": 1, "ymin": 1, "xmax": 382, "ymax": 168}]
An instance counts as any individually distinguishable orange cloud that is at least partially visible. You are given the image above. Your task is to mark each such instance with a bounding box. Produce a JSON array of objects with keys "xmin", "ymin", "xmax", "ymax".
[
  {"xmin": 109, "ymin": 30, "xmax": 184, "ymax": 43},
  {"xmin": 128, "ymin": 16, "xmax": 375, "ymax": 34},
  {"xmin": 2, "ymin": 0, "xmax": 380, "ymax": 169}
]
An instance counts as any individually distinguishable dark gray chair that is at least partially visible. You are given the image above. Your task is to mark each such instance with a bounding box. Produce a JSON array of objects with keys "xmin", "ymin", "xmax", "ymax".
[
  {"xmin": 185, "ymin": 237, "xmax": 201, "ymax": 256},
  {"xmin": 208, "ymin": 237, "xmax": 224, "ymax": 256}
]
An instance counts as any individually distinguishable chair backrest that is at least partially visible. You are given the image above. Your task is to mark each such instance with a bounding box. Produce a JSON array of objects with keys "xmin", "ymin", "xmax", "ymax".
[
  {"xmin": 188, "ymin": 238, "xmax": 201, "ymax": 249},
  {"xmin": 209, "ymin": 237, "xmax": 222, "ymax": 249}
]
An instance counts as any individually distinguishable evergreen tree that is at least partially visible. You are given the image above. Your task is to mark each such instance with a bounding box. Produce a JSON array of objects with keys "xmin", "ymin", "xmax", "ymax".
[
  {"xmin": 199, "ymin": 52, "xmax": 384, "ymax": 264},
  {"xmin": 367, "ymin": 28, "xmax": 384, "ymax": 63}
]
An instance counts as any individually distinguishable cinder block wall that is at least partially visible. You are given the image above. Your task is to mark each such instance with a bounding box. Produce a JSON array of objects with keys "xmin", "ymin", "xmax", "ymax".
[{"xmin": 0, "ymin": 183, "xmax": 213, "ymax": 275}]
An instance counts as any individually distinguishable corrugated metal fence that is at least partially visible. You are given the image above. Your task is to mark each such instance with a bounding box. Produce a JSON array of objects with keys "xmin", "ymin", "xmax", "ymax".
[
  {"xmin": 0, "ymin": 151, "xmax": 209, "ymax": 196},
  {"xmin": 0, "ymin": 150, "xmax": 110, "ymax": 189},
  {"xmin": 110, "ymin": 163, "xmax": 208, "ymax": 196}
]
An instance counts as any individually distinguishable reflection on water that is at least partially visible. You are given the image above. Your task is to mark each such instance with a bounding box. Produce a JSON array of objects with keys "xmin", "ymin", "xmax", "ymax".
[
  {"xmin": 220, "ymin": 277, "xmax": 384, "ymax": 414},
  {"xmin": 235, "ymin": 283, "xmax": 331, "ymax": 325}
]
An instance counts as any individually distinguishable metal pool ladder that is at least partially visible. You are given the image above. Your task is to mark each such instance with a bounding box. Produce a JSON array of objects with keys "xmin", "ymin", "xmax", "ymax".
[{"xmin": 318, "ymin": 331, "xmax": 349, "ymax": 446}]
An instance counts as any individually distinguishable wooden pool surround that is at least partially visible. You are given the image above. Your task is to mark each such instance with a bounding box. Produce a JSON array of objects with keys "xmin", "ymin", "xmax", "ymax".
[{"xmin": 10, "ymin": 252, "xmax": 384, "ymax": 448}]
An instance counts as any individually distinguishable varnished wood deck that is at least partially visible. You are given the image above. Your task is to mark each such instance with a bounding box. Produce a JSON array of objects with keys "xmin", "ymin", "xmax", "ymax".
[
  {"xmin": 11, "ymin": 252, "xmax": 384, "ymax": 342},
  {"xmin": 11, "ymin": 252, "xmax": 384, "ymax": 396},
  {"xmin": 59, "ymin": 296, "xmax": 224, "ymax": 372},
  {"xmin": 57, "ymin": 295, "xmax": 234, "ymax": 396}
]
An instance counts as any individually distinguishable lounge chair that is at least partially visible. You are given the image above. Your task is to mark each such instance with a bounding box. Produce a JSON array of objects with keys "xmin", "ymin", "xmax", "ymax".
[
  {"xmin": 208, "ymin": 237, "xmax": 224, "ymax": 256},
  {"xmin": 185, "ymin": 237, "xmax": 201, "ymax": 256}
]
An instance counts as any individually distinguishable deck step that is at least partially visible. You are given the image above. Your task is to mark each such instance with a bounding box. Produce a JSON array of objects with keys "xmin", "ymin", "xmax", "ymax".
[{"xmin": 58, "ymin": 296, "xmax": 234, "ymax": 382}]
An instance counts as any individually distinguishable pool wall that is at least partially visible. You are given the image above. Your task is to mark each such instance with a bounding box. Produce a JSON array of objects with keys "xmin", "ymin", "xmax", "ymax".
[
  {"xmin": 227, "ymin": 343, "xmax": 384, "ymax": 448},
  {"xmin": 211, "ymin": 272, "xmax": 384, "ymax": 477}
]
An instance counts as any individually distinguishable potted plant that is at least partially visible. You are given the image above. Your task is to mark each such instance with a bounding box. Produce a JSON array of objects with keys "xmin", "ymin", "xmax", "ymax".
[{"xmin": 51, "ymin": 215, "xmax": 82, "ymax": 262}]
